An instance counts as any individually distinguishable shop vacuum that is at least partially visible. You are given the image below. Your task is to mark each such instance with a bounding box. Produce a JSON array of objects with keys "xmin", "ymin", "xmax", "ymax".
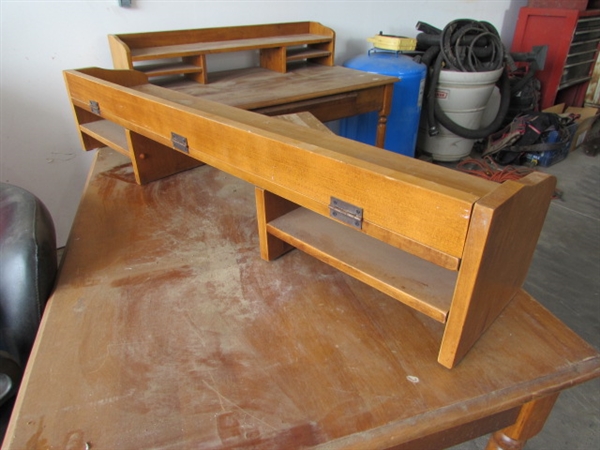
[{"xmin": 341, "ymin": 19, "xmax": 539, "ymax": 162}]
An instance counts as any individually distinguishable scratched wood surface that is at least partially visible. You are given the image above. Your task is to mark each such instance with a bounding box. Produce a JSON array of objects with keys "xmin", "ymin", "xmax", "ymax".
[
  {"xmin": 4, "ymin": 149, "xmax": 599, "ymax": 450},
  {"xmin": 154, "ymin": 65, "xmax": 395, "ymax": 111}
]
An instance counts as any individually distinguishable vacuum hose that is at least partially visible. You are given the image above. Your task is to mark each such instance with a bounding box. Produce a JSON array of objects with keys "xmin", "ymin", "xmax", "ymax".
[{"xmin": 416, "ymin": 19, "xmax": 510, "ymax": 139}]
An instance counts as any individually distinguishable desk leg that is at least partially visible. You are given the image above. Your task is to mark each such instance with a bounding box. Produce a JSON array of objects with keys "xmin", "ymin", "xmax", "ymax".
[
  {"xmin": 485, "ymin": 393, "xmax": 559, "ymax": 450},
  {"xmin": 375, "ymin": 83, "xmax": 393, "ymax": 148}
]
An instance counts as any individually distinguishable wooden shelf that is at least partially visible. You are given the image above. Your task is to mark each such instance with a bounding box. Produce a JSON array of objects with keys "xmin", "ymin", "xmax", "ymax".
[
  {"xmin": 137, "ymin": 62, "xmax": 203, "ymax": 78},
  {"xmin": 267, "ymin": 207, "xmax": 455, "ymax": 323},
  {"xmin": 286, "ymin": 47, "xmax": 332, "ymax": 62},
  {"xmin": 129, "ymin": 34, "xmax": 333, "ymax": 61},
  {"xmin": 80, "ymin": 120, "xmax": 129, "ymax": 156}
]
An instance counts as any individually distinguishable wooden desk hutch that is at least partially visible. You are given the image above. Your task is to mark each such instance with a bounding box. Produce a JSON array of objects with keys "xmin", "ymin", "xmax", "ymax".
[
  {"xmin": 55, "ymin": 22, "xmax": 559, "ymax": 369},
  {"xmin": 108, "ymin": 21, "xmax": 336, "ymax": 80},
  {"xmin": 63, "ymin": 63, "xmax": 555, "ymax": 369}
]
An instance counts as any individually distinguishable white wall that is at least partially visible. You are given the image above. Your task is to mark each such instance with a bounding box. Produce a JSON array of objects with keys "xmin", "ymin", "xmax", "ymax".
[{"xmin": 1, "ymin": 0, "xmax": 527, "ymax": 246}]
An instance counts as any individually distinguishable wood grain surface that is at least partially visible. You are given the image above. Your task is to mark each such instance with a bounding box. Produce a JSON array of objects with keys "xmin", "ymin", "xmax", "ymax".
[{"xmin": 4, "ymin": 150, "xmax": 598, "ymax": 449}]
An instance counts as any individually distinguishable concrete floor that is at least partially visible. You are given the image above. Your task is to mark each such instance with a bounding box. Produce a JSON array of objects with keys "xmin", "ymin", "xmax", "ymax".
[{"xmin": 451, "ymin": 148, "xmax": 600, "ymax": 449}]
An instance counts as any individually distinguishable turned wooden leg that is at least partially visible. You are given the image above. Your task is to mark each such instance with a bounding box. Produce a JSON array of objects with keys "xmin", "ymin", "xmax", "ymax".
[
  {"xmin": 375, "ymin": 115, "xmax": 388, "ymax": 148},
  {"xmin": 375, "ymin": 83, "xmax": 394, "ymax": 148},
  {"xmin": 485, "ymin": 393, "xmax": 559, "ymax": 450},
  {"xmin": 255, "ymin": 188, "xmax": 297, "ymax": 261}
]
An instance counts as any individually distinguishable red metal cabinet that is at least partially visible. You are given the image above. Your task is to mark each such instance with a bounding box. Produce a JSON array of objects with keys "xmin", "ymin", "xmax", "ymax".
[{"xmin": 512, "ymin": 7, "xmax": 600, "ymax": 109}]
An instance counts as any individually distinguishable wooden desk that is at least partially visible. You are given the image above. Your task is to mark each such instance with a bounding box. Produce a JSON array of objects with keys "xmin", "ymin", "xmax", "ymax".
[
  {"xmin": 4, "ymin": 149, "xmax": 598, "ymax": 449},
  {"xmin": 153, "ymin": 64, "xmax": 396, "ymax": 144},
  {"xmin": 108, "ymin": 22, "xmax": 395, "ymax": 150}
]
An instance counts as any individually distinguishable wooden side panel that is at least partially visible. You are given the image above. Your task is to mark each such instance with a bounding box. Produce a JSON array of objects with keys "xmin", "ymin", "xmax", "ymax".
[
  {"xmin": 308, "ymin": 22, "xmax": 335, "ymax": 39},
  {"xmin": 64, "ymin": 68, "xmax": 138, "ymax": 152},
  {"xmin": 255, "ymin": 188, "xmax": 298, "ymax": 260},
  {"xmin": 308, "ymin": 22, "xmax": 335, "ymax": 66},
  {"xmin": 63, "ymin": 69, "xmax": 478, "ymax": 262},
  {"xmin": 438, "ymin": 172, "xmax": 557, "ymax": 368},
  {"xmin": 260, "ymin": 47, "xmax": 287, "ymax": 73},
  {"xmin": 108, "ymin": 35, "xmax": 134, "ymax": 69},
  {"xmin": 183, "ymin": 54, "xmax": 207, "ymax": 84},
  {"xmin": 127, "ymin": 131, "xmax": 203, "ymax": 185},
  {"xmin": 75, "ymin": 67, "xmax": 148, "ymax": 87}
]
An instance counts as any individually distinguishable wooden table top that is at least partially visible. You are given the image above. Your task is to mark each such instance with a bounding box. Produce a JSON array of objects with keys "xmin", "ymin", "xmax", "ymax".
[
  {"xmin": 150, "ymin": 63, "xmax": 398, "ymax": 111},
  {"xmin": 4, "ymin": 149, "xmax": 599, "ymax": 449}
]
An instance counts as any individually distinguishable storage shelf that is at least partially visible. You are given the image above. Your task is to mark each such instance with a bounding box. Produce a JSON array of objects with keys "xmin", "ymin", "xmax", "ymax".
[
  {"xmin": 80, "ymin": 120, "xmax": 129, "ymax": 156},
  {"xmin": 130, "ymin": 34, "xmax": 333, "ymax": 61},
  {"xmin": 286, "ymin": 48, "xmax": 332, "ymax": 62},
  {"xmin": 137, "ymin": 62, "xmax": 204, "ymax": 77},
  {"xmin": 267, "ymin": 207, "xmax": 456, "ymax": 323}
]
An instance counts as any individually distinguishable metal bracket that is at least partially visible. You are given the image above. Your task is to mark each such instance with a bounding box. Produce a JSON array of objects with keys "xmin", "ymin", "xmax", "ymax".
[
  {"xmin": 329, "ymin": 197, "xmax": 363, "ymax": 229},
  {"xmin": 171, "ymin": 132, "xmax": 189, "ymax": 153},
  {"xmin": 90, "ymin": 101, "xmax": 100, "ymax": 115}
]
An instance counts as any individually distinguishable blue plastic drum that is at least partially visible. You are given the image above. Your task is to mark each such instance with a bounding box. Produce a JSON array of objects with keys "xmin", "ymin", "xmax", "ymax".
[{"xmin": 340, "ymin": 51, "xmax": 426, "ymax": 157}]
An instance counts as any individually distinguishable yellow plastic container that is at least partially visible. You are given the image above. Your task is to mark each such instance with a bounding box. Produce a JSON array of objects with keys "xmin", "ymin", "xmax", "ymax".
[{"xmin": 367, "ymin": 34, "xmax": 417, "ymax": 52}]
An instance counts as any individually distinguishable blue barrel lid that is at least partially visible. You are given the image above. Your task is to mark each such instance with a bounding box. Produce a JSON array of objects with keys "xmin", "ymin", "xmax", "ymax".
[{"xmin": 343, "ymin": 51, "xmax": 426, "ymax": 79}]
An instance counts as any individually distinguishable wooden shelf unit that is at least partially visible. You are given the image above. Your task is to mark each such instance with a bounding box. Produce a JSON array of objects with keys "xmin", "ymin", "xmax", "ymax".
[
  {"xmin": 108, "ymin": 22, "xmax": 335, "ymax": 83},
  {"xmin": 64, "ymin": 67, "xmax": 556, "ymax": 368}
]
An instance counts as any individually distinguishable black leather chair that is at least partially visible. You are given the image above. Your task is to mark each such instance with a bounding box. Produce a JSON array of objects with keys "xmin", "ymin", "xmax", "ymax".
[{"xmin": 0, "ymin": 183, "xmax": 57, "ymax": 438}]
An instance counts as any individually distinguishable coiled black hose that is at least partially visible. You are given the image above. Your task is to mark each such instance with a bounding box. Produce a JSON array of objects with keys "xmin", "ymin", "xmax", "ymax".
[{"xmin": 417, "ymin": 19, "xmax": 510, "ymax": 139}]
